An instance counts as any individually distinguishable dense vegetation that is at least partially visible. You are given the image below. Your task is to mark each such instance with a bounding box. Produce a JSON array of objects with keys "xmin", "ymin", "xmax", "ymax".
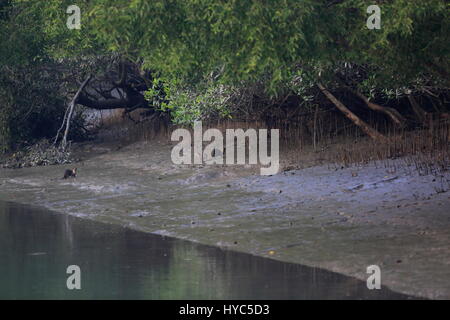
[{"xmin": 0, "ymin": 0, "xmax": 449, "ymax": 151}]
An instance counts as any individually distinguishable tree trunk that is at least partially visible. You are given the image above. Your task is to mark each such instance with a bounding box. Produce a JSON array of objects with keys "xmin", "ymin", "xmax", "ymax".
[
  {"xmin": 346, "ymin": 87, "xmax": 406, "ymax": 127},
  {"xmin": 317, "ymin": 83, "xmax": 387, "ymax": 142},
  {"xmin": 313, "ymin": 104, "xmax": 318, "ymax": 150},
  {"xmin": 53, "ymin": 104, "xmax": 70, "ymax": 146},
  {"xmin": 61, "ymin": 75, "xmax": 92, "ymax": 150},
  {"xmin": 407, "ymin": 95, "xmax": 427, "ymax": 124}
]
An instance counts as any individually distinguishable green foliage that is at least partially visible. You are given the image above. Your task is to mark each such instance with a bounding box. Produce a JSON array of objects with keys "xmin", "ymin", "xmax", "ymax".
[
  {"xmin": 69, "ymin": 0, "xmax": 448, "ymax": 124},
  {"xmin": 3, "ymin": 0, "xmax": 449, "ymax": 86},
  {"xmin": 0, "ymin": 1, "xmax": 46, "ymax": 67},
  {"xmin": 0, "ymin": 1, "xmax": 91, "ymax": 152},
  {"xmin": 0, "ymin": 64, "xmax": 87, "ymax": 152},
  {"xmin": 64, "ymin": 0, "xmax": 448, "ymax": 87},
  {"xmin": 1, "ymin": 0, "xmax": 448, "ymax": 129},
  {"xmin": 78, "ymin": 0, "xmax": 325, "ymax": 90},
  {"xmin": 337, "ymin": 0, "xmax": 450, "ymax": 87},
  {"xmin": 145, "ymin": 77, "xmax": 234, "ymax": 125}
]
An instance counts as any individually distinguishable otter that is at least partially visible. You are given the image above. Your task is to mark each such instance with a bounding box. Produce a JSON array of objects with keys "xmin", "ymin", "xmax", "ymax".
[{"xmin": 63, "ymin": 168, "xmax": 77, "ymax": 179}]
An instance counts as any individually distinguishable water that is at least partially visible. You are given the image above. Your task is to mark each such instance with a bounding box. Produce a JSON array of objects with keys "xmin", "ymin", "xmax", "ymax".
[{"xmin": 0, "ymin": 201, "xmax": 413, "ymax": 299}]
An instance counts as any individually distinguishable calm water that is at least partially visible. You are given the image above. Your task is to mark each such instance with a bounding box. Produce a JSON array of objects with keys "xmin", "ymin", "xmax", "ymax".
[{"xmin": 0, "ymin": 201, "xmax": 412, "ymax": 299}]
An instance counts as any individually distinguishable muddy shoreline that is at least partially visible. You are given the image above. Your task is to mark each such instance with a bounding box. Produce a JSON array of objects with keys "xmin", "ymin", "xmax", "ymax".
[
  {"xmin": 1, "ymin": 140, "xmax": 449, "ymax": 299},
  {"xmin": 1, "ymin": 201, "xmax": 415, "ymax": 299}
]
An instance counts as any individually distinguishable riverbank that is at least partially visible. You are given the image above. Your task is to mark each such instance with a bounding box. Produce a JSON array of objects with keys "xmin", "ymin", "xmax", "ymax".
[
  {"xmin": 1, "ymin": 201, "xmax": 412, "ymax": 299},
  {"xmin": 0, "ymin": 139, "xmax": 449, "ymax": 299}
]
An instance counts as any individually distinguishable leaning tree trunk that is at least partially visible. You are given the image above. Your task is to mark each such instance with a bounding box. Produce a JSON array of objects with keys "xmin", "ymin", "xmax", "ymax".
[
  {"xmin": 313, "ymin": 104, "xmax": 319, "ymax": 150},
  {"xmin": 317, "ymin": 83, "xmax": 387, "ymax": 142},
  {"xmin": 61, "ymin": 75, "xmax": 92, "ymax": 150},
  {"xmin": 407, "ymin": 95, "xmax": 427, "ymax": 125},
  {"xmin": 346, "ymin": 87, "xmax": 406, "ymax": 127}
]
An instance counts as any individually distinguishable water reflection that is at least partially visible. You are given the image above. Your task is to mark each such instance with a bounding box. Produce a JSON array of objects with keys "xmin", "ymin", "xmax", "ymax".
[{"xmin": 0, "ymin": 201, "xmax": 412, "ymax": 299}]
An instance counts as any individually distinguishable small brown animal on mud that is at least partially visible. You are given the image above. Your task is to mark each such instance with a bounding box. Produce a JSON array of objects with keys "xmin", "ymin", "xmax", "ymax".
[{"xmin": 63, "ymin": 168, "xmax": 77, "ymax": 179}]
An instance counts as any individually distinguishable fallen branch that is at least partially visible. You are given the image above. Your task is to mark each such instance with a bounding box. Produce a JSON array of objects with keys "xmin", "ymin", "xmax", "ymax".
[
  {"xmin": 407, "ymin": 95, "xmax": 427, "ymax": 124},
  {"xmin": 317, "ymin": 83, "xmax": 388, "ymax": 142},
  {"xmin": 53, "ymin": 104, "xmax": 70, "ymax": 146},
  {"xmin": 346, "ymin": 87, "xmax": 406, "ymax": 127},
  {"xmin": 61, "ymin": 74, "xmax": 92, "ymax": 150}
]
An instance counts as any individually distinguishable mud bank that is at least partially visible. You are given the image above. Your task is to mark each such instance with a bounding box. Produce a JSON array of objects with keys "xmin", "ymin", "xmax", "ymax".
[{"xmin": 1, "ymin": 140, "xmax": 449, "ymax": 299}]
